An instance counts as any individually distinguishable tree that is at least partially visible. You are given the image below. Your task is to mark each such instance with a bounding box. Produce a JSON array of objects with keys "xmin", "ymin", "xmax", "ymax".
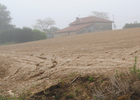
[
  {"xmin": 91, "ymin": 11, "xmax": 109, "ymax": 19},
  {"xmin": 33, "ymin": 18, "xmax": 55, "ymax": 33},
  {"xmin": 123, "ymin": 21, "xmax": 140, "ymax": 29},
  {"xmin": 32, "ymin": 29, "xmax": 47, "ymax": 40},
  {"xmin": 0, "ymin": 4, "xmax": 14, "ymax": 31},
  {"xmin": 46, "ymin": 26, "xmax": 59, "ymax": 38},
  {"xmin": 0, "ymin": 27, "xmax": 46, "ymax": 45}
]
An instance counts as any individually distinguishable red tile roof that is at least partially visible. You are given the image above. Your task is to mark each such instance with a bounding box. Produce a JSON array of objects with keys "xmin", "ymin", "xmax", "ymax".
[
  {"xmin": 70, "ymin": 16, "xmax": 113, "ymax": 26},
  {"xmin": 55, "ymin": 23, "xmax": 93, "ymax": 33}
]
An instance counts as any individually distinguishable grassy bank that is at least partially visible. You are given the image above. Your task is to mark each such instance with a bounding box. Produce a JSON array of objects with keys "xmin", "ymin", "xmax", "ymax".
[{"xmin": 0, "ymin": 57, "xmax": 140, "ymax": 100}]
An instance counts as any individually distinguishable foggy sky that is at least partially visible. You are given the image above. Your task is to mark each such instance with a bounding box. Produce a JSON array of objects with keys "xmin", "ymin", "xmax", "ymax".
[{"xmin": 1, "ymin": 0, "xmax": 140, "ymax": 29}]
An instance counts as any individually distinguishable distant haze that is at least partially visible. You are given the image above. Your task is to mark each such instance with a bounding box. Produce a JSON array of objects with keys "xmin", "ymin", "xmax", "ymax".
[{"xmin": 1, "ymin": 0, "xmax": 140, "ymax": 29}]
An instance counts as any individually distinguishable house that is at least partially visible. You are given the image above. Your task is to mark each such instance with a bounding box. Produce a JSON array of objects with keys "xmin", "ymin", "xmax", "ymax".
[{"xmin": 54, "ymin": 16, "xmax": 113, "ymax": 38}]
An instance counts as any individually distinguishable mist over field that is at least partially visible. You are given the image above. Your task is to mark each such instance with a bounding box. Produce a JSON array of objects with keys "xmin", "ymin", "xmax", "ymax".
[
  {"xmin": 1, "ymin": 0, "xmax": 140, "ymax": 29},
  {"xmin": 0, "ymin": 1, "xmax": 140, "ymax": 99}
]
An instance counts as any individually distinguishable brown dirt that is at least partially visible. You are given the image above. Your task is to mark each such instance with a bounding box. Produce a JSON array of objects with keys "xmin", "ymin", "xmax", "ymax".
[
  {"xmin": 27, "ymin": 74, "xmax": 140, "ymax": 100},
  {"xmin": 0, "ymin": 28, "xmax": 140, "ymax": 98}
]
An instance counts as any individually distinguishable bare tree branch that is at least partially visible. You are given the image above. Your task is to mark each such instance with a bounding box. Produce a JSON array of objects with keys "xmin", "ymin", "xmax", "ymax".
[
  {"xmin": 91, "ymin": 11, "xmax": 109, "ymax": 20},
  {"xmin": 33, "ymin": 18, "xmax": 55, "ymax": 33}
]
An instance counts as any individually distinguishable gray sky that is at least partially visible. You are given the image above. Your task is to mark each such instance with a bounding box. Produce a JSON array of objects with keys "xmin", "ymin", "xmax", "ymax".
[{"xmin": 1, "ymin": 0, "xmax": 140, "ymax": 29}]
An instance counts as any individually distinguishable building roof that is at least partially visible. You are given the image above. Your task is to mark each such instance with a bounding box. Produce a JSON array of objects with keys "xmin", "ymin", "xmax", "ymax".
[
  {"xmin": 70, "ymin": 16, "xmax": 113, "ymax": 26},
  {"xmin": 54, "ymin": 23, "xmax": 93, "ymax": 33},
  {"xmin": 55, "ymin": 16, "xmax": 113, "ymax": 33}
]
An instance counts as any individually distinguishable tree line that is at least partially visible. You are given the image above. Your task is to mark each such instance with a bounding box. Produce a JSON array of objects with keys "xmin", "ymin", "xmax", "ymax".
[
  {"xmin": 0, "ymin": 27, "xmax": 46, "ymax": 45},
  {"xmin": 0, "ymin": 3, "xmax": 59, "ymax": 45},
  {"xmin": 123, "ymin": 21, "xmax": 140, "ymax": 29}
]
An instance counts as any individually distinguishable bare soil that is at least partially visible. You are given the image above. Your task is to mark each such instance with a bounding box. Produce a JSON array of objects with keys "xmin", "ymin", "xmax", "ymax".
[{"xmin": 0, "ymin": 28, "xmax": 140, "ymax": 99}]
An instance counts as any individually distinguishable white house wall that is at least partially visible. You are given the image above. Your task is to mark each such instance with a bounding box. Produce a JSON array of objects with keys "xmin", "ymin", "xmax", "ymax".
[
  {"xmin": 93, "ymin": 23, "xmax": 112, "ymax": 32},
  {"xmin": 77, "ymin": 24, "xmax": 94, "ymax": 34}
]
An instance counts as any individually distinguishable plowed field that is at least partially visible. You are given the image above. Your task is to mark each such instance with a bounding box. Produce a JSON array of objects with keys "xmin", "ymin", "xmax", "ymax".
[{"xmin": 0, "ymin": 28, "xmax": 140, "ymax": 96}]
